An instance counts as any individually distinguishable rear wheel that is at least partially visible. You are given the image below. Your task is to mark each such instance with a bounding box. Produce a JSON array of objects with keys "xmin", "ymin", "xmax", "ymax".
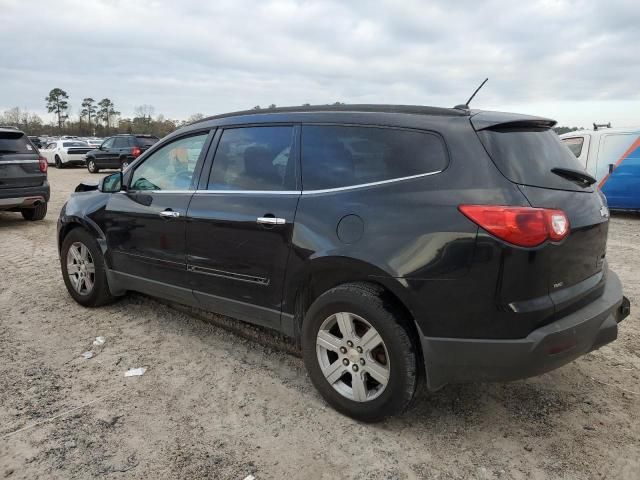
[
  {"xmin": 87, "ymin": 158, "xmax": 99, "ymax": 173},
  {"xmin": 21, "ymin": 202, "xmax": 47, "ymax": 221},
  {"xmin": 60, "ymin": 228, "xmax": 116, "ymax": 307},
  {"xmin": 302, "ymin": 283, "xmax": 418, "ymax": 422},
  {"xmin": 55, "ymin": 155, "xmax": 63, "ymax": 168}
]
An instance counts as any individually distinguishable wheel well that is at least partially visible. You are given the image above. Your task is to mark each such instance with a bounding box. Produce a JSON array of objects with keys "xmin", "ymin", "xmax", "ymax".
[
  {"xmin": 292, "ymin": 271, "xmax": 423, "ymax": 373},
  {"xmin": 58, "ymin": 222, "xmax": 83, "ymax": 251}
]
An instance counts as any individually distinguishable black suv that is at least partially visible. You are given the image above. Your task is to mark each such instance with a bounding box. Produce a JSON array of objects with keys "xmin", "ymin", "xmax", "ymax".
[
  {"xmin": 57, "ymin": 105, "xmax": 630, "ymax": 421},
  {"xmin": 1, "ymin": 128, "xmax": 49, "ymax": 220},
  {"xmin": 85, "ymin": 134, "xmax": 158, "ymax": 173}
]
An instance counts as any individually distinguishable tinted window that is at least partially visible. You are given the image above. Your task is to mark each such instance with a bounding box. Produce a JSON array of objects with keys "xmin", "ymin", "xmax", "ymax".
[
  {"xmin": 562, "ymin": 137, "xmax": 584, "ymax": 158},
  {"xmin": 477, "ymin": 127, "xmax": 589, "ymax": 192},
  {"xmin": 130, "ymin": 133, "xmax": 208, "ymax": 191},
  {"xmin": 63, "ymin": 141, "xmax": 89, "ymax": 147},
  {"xmin": 0, "ymin": 131, "xmax": 35, "ymax": 155},
  {"xmin": 101, "ymin": 138, "xmax": 115, "ymax": 149},
  {"xmin": 135, "ymin": 136, "xmax": 159, "ymax": 147},
  {"xmin": 208, "ymin": 126, "xmax": 295, "ymax": 191},
  {"xmin": 301, "ymin": 126, "xmax": 447, "ymax": 190},
  {"xmin": 113, "ymin": 137, "xmax": 129, "ymax": 148}
]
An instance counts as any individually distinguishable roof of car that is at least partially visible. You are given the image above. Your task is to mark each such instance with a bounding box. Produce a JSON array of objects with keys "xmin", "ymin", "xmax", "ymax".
[
  {"xmin": 193, "ymin": 104, "xmax": 469, "ymax": 125},
  {"xmin": 559, "ymin": 127, "xmax": 640, "ymax": 137},
  {"xmin": 0, "ymin": 126, "xmax": 23, "ymax": 133}
]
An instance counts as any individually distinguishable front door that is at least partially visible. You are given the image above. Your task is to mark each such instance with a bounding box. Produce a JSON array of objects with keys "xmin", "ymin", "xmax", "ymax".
[
  {"xmin": 186, "ymin": 125, "xmax": 300, "ymax": 330},
  {"xmin": 99, "ymin": 131, "xmax": 213, "ymax": 301},
  {"xmin": 95, "ymin": 137, "xmax": 115, "ymax": 168}
]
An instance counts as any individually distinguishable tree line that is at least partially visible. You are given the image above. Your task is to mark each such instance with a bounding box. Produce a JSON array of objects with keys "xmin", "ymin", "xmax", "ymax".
[{"xmin": 0, "ymin": 88, "xmax": 204, "ymax": 138}]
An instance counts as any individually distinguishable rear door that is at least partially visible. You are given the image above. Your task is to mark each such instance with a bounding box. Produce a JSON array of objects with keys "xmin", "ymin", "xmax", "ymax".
[
  {"xmin": 186, "ymin": 125, "xmax": 300, "ymax": 330},
  {"xmin": 0, "ymin": 131, "xmax": 44, "ymax": 190},
  {"xmin": 112, "ymin": 137, "xmax": 130, "ymax": 167},
  {"xmin": 474, "ymin": 120, "xmax": 609, "ymax": 313}
]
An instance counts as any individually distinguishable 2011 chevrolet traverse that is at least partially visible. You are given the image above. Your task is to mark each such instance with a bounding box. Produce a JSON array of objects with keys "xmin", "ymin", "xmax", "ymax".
[{"xmin": 57, "ymin": 104, "xmax": 630, "ymax": 421}]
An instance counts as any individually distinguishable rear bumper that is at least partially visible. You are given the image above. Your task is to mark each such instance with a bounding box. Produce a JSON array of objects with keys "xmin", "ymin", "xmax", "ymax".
[
  {"xmin": 0, "ymin": 182, "xmax": 50, "ymax": 209},
  {"xmin": 421, "ymin": 269, "xmax": 629, "ymax": 391}
]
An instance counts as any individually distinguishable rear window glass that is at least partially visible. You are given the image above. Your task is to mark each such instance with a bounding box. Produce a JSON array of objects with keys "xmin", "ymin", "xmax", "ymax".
[
  {"xmin": 0, "ymin": 131, "xmax": 35, "ymax": 155},
  {"xmin": 136, "ymin": 136, "xmax": 158, "ymax": 147},
  {"xmin": 477, "ymin": 127, "xmax": 589, "ymax": 191},
  {"xmin": 301, "ymin": 126, "xmax": 447, "ymax": 191},
  {"xmin": 63, "ymin": 141, "xmax": 89, "ymax": 147}
]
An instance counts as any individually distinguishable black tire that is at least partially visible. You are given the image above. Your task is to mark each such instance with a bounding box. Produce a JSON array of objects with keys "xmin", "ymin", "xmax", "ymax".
[
  {"xmin": 21, "ymin": 202, "xmax": 47, "ymax": 221},
  {"xmin": 60, "ymin": 228, "xmax": 116, "ymax": 307},
  {"xmin": 87, "ymin": 158, "xmax": 99, "ymax": 173},
  {"xmin": 55, "ymin": 155, "xmax": 63, "ymax": 168},
  {"xmin": 301, "ymin": 283, "xmax": 418, "ymax": 422}
]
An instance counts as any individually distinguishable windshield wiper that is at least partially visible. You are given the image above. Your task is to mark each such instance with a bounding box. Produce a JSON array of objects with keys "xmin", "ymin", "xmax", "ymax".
[{"xmin": 551, "ymin": 167, "xmax": 596, "ymax": 187}]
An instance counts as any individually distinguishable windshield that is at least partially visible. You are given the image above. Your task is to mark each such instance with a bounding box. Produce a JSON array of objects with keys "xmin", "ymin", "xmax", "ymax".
[{"xmin": 477, "ymin": 127, "xmax": 591, "ymax": 192}]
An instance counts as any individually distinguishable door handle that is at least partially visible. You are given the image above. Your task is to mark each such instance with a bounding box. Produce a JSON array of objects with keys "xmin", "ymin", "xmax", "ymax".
[
  {"xmin": 159, "ymin": 210, "xmax": 180, "ymax": 218},
  {"xmin": 257, "ymin": 216, "xmax": 285, "ymax": 225}
]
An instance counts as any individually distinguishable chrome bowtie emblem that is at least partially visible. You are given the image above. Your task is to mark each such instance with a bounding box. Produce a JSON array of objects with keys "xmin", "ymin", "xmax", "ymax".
[{"xmin": 600, "ymin": 205, "xmax": 610, "ymax": 218}]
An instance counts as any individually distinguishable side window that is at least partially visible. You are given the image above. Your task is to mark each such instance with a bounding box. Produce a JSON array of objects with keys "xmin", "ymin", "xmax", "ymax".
[
  {"xmin": 130, "ymin": 133, "xmax": 209, "ymax": 191},
  {"xmin": 113, "ymin": 137, "xmax": 128, "ymax": 148},
  {"xmin": 102, "ymin": 138, "xmax": 115, "ymax": 149},
  {"xmin": 301, "ymin": 125, "xmax": 448, "ymax": 191},
  {"xmin": 208, "ymin": 126, "xmax": 296, "ymax": 191},
  {"xmin": 562, "ymin": 137, "xmax": 584, "ymax": 159}
]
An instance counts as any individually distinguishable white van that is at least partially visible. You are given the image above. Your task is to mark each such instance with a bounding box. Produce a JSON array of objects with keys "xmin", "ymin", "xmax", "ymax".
[{"xmin": 560, "ymin": 126, "xmax": 640, "ymax": 210}]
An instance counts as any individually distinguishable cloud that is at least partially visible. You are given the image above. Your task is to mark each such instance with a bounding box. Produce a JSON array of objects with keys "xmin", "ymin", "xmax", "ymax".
[{"xmin": 0, "ymin": 0, "xmax": 638, "ymax": 126}]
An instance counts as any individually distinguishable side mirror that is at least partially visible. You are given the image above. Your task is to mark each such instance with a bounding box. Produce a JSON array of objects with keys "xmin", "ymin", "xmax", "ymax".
[
  {"xmin": 99, "ymin": 171, "xmax": 123, "ymax": 193},
  {"xmin": 608, "ymin": 163, "xmax": 615, "ymax": 174}
]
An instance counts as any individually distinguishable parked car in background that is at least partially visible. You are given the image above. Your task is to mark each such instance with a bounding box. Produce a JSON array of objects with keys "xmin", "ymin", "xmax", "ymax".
[
  {"xmin": 0, "ymin": 127, "xmax": 49, "ymax": 220},
  {"xmin": 40, "ymin": 140, "xmax": 92, "ymax": 168},
  {"xmin": 58, "ymin": 104, "xmax": 629, "ymax": 421},
  {"xmin": 28, "ymin": 136, "xmax": 44, "ymax": 149},
  {"xmin": 560, "ymin": 126, "xmax": 640, "ymax": 211},
  {"xmin": 84, "ymin": 138, "xmax": 103, "ymax": 148},
  {"xmin": 85, "ymin": 134, "xmax": 158, "ymax": 173}
]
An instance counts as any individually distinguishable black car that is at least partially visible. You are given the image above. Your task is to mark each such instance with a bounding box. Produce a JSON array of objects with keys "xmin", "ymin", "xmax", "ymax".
[
  {"xmin": 85, "ymin": 134, "xmax": 158, "ymax": 173},
  {"xmin": 28, "ymin": 136, "xmax": 44, "ymax": 149},
  {"xmin": 57, "ymin": 104, "xmax": 630, "ymax": 421},
  {"xmin": 0, "ymin": 128, "xmax": 49, "ymax": 220}
]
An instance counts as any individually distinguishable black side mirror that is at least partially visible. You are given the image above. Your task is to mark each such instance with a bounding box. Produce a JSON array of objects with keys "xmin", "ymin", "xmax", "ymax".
[
  {"xmin": 100, "ymin": 171, "xmax": 123, "ymax": 193},
  {"xmin": 608, "ymin": 164, "xmax": 615, "ymax": 174}
]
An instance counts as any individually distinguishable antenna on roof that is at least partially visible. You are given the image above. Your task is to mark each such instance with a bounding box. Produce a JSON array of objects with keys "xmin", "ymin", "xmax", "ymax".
[
  {"xmin": 593, "ymin": 122, "xmax": 611, "ymax": 131},
  {"xmin": 454, "ymin": 78, "xmax": 488, "ymax": 110}
]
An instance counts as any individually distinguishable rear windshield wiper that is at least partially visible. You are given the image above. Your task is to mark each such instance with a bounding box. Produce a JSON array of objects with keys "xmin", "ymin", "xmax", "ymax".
[{"xmin": 551, "ymin": 167, "xmax": 596, "ymax": 187}]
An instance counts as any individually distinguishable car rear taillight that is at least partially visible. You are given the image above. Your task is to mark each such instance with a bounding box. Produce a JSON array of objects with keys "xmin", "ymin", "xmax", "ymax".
[
  {"xmin": 458, "ymin": 205, "xmax": 570, "ymax": 247},
  {"xmin": 38, "ymin": 156, "xmax": 48, "ymax": 173},
  {"xmin": 131, "ymin": 146, "xmax": 142, "ymax": 158}
]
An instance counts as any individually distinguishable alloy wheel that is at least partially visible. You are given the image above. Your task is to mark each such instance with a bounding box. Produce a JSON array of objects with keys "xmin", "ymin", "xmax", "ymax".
[
  {"xmin": 316, "ymin": 312, "xmax": 390, "ymax": 402},
  {"xmin": 66, "ymin": 241, "xmax": 96, "ymax": 295}
]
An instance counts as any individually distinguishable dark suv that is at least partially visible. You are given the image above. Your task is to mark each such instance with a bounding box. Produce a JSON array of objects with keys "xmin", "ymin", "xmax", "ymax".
[
  {"xmin": 86, "ymin": 134, "xmax": 158, "ymax": 173},
  {"xmin": 1, "ymin": 128, "xmax": 49, "ymax": 220},
  {"xmin": 57, "ymin": 104, "xmax": 630, "ymax": 421}
]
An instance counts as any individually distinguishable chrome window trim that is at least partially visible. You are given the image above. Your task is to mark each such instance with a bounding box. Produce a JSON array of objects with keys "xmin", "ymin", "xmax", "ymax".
[
  {"xmin": 131, "ymin": 170, "xmax": 441, "ymax": 196},
  {"xmin": 301, "ymin": 170, "xmax": 442, "ymax": 195},
  {"xmin": 0, "ymin": 160, "xmax": 40, "ymax": 164}
]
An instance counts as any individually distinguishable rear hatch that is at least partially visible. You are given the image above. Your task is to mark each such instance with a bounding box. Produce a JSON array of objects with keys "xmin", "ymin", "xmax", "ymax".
[
  {"xmin": 472, "ymin": 113, "xmax": 609, "ymax": 315},
  {"xmin": 0, "ymin": 131, "xmax": 44, "ymax": 189},
  {"xmin": 134, "ymin": 135, "xmax": 159, "ymax": 152}
]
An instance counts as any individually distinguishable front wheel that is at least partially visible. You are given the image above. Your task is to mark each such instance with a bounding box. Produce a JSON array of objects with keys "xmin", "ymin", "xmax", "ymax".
[
  {"xmin": 60, "ymin": 228, "xmax": 116, "ymax": 307},
  {"xmin": 302, "ymin": 283, "xmax": 418, "ymax": 422},
  {"xmin": 87, "ymin": 158, "xmax": 99, "ymax": 173}
]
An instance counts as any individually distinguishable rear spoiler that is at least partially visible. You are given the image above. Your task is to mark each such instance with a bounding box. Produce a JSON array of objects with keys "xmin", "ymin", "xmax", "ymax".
[{"xmin": 470, "ymin": 110, "xmax": 556, "ymax": 131}]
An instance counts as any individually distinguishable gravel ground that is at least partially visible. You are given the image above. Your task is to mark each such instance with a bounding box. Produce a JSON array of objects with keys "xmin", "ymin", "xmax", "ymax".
[{"xmin": 1, "ymin": 167, "xmax": 638, "ymax": 479}]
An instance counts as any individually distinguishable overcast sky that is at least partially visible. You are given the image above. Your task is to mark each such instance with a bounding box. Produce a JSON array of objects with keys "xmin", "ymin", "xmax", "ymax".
[{"xmin": 1, "ymin": 0, "xmax": 638, "ymax": 127}]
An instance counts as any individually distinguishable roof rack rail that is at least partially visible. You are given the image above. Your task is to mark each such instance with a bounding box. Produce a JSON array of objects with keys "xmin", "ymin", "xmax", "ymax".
[{"xmin": 593, "ymin": 122, "xmax": 611, "ymax": 131}]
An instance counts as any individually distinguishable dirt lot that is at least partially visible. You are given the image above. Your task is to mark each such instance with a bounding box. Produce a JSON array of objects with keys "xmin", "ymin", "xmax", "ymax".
[{"xmin": 0, "ymin": 167, "xmax": 638, "ymax": 479}]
